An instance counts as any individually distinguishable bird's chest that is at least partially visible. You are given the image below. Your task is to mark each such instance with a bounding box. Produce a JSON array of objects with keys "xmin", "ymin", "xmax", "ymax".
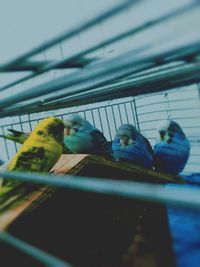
[{"xmin": 64, "ymin": 131, "xmax": 93, "ymax": 153}]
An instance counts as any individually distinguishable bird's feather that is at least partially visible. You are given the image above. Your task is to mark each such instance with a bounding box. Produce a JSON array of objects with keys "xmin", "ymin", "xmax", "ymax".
[
  {"xmin": 63, "ymin": 114, "xmax": 112, "ymax": 158},
  {"xmin": 0, "ymin": 117, "xmax": 65, "ymax": 210},
  {"xmin": 0, "ymin": 127, "xmax": 71, "ymax": 153},
  {"xmin": 4, "ymin": 117, "xmax": 64, "ymax": 185},
  {"xmin": 112, "ymin": 124, "xmax": 153, "ymax": 168},
  {"xmin": 154, "ymin": 120, "xmax": 190, "ymax": 174}
]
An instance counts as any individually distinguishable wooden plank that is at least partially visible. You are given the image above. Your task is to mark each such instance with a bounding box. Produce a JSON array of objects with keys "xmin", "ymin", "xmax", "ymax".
[
  {"xmin": 0, "ymin": 155, "xmax": 88, "ymax": 231},
  {"xmin": 0, "ymin": 154, "xmax": 184, "ymax": 232},
  {"xmin": 86, "ymin": 155, "xmax": 184, "ymax": 184},
  {"xmin": 51, "ymin": 154, "xmax": 184, "ymax": 184},
  {"xmin": 51, "ymin": 154, "xmax": 89, "ymax": 175},
  {"xmin": 0, "ymin": 154, "xmax": 178, "ymax": 267},
  {"xmin": 0, "ymin": 187, "xmax": 51, "ymax": 231}
]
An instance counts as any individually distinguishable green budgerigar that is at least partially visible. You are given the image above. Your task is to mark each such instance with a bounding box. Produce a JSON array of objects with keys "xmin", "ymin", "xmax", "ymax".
[
  {"xmin": 0, "ymin": 117, "xmax": 64, "ymax": 204},
  {"xmin": 0, "ymin": 124, "xmax": 71, "ymax": 154},
  {"xmin": 3, "ymin": 117, "xmax": 64, "ymax": 191},
  {"xmin": 7, "ymin": 116, "xmax": 64, "ymax": 174}
]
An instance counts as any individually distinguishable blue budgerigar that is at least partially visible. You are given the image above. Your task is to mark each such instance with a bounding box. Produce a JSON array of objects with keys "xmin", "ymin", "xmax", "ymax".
[
  {"xmin": 112, "ymin": 124, "xmax": 153, "ymax": 168},
  {"xmin": 63, "ymin": 114, "xmax": 112, "ymax": 157},
  {"xmin": 154, "ymin": 120, "xmax": 190, "ymax": 174}
]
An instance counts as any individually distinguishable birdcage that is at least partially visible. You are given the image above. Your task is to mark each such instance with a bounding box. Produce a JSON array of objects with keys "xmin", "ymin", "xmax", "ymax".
[{"xmin": 0, "ymin": 1, "xmax": 200, "ymax": 267}]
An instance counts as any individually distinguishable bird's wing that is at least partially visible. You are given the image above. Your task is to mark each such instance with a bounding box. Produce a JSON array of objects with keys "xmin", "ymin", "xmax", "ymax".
[
  {"xmin": 144, "ymin": 137, "xmax": 154, "ymax": 155},
  {"xmin": 90, "ymin": 130, "xmax": 112, "ymax": 157}
]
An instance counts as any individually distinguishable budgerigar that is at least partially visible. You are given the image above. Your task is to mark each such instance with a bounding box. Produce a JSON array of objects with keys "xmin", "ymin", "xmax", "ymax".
[
  {"xmin": 4, "ymin": 116, "xmax": 64, "ymax": 185},
  {"xmin": 63, "ymin": 114, "xmax": 112, "ymax": 157},
  {"xmin": 154, "ymin": 120, "xmax": 190, "ymax": 174},
  {"xmin": 0, "ymin": 127, "xmax": 71, "ymax": 153},
  {"xmin": 112, "ymin": 124, "xmax": 153, "ymax": 168}
]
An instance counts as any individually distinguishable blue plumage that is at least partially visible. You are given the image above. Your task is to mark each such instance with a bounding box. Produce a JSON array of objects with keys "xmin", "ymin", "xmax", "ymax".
[
  {"xmin": 167, "ymin": 174, "xmax": 200, "ymax": 267},
  {"xmin": 63, "ymin": 114, "xmax": 111, "ymax": 157},
  {"xmin": 154, "ymin": 120, "xmax": 190, "ymax": 174},
  {"xmin": 112, "ymin": 124, "xmax": 153, "ymax": 168}
]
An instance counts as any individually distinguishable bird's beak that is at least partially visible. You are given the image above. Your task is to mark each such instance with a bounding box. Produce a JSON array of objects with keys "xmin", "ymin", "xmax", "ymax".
[{"xmin": 120, "ymin": 136, "xmax": 130, "ymax": 146}]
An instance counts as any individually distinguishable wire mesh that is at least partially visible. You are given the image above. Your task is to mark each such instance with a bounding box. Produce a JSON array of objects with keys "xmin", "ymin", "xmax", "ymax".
[{"xmin": 0, "ymin": 84, "xmax": 199, "ymax": 173}]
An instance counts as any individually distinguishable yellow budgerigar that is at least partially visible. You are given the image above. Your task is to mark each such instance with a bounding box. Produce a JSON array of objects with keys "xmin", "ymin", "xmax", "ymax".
[
  {"xmin": 4, "ymin": 117, "xmax": 64, "ymax": 186},
  {"xmin": 0, "ymin": 125, "xmax": 71, "ymax": 153}
]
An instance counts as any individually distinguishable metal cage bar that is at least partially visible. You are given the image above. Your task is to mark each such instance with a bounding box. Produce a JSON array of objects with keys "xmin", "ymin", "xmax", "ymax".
[{"xmin": 0, "ymin": 232, "xmax": 73, "ymax": 267}]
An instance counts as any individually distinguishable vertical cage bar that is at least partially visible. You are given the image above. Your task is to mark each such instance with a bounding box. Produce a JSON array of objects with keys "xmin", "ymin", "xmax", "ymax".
[
  {"xmin": 10, "ymin": 124, "xmax": 18, "ymax": 153},
  {"xmin": 123, "ymin": 103, "xmax": 129, "ymax": 123},
  {"xmin": 129, "ymin": 101, "xmax": 137, "ymax": 126},
  {"xmin": 1, "ymin": 127, "xmax": 10, "ymax": 160},
  {"xmin": 97, "ymin": 108, "xmax": 103, "ymax": 132},
  {"xmin": 28, "ymin": 114, "xmax": 33, "ymax": 131},
  {"xmin": 82, "ymin": 111, "xmax": 87, "ymax": 119},
  {"xmin": 131, "ymin": 98, "xmax": 140, "ymax": 131},
  {"xmin": 117, "ymin": 104, "xmax": 123, "ymax": 125},
  {"xmin": 18, "ymin": 115, "xmax": 23, "ymax": 132},
  {"xmin": 104, "ymin": 107, "xmax": 112, "ymax": 140},
  {"xmin": 111, "ymin": 106, "xmax": 117, "ymax": 131},
  {"xmin": 90, "ymin": 110, "xmax": 95, "ymax": 126}
]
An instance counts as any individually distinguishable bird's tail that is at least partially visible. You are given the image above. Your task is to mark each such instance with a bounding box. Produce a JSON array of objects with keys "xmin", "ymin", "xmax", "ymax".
[{"xmin": 0, "ymin": 129, "xmax": 29, "ymax": 144}]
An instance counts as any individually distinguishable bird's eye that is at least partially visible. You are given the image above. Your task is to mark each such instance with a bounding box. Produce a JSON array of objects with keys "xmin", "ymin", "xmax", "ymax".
[
  {"xmin": 72, "ymin": 122, "xmax": 81, "ymax": 128},
  {"xmin": 73, "ymin": 127, "xmax": 79, "ymax": 132}
]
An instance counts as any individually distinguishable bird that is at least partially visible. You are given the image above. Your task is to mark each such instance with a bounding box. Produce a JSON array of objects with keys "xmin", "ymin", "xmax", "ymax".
[
  {"xmin": 112, "ymin": 124, "xmax": 153, "ymax": 168},
  {"xmin": 3, "ymin": 116, "xmax": 65, "ymax": 186},
  {"xmin": 153, "ymin": 120, "xmax": 190, "ymax": 175},
  {"xmin": 0, "ymin": 126, "xmax": 71, "ymax": 153},
  {"xmin": 63, "ymin": 114, "xmax": 112, "ymax": 157}
]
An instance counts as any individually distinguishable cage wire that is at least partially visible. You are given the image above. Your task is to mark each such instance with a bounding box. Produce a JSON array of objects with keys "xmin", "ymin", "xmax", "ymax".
[
  {"xmin": 0, "ymin": 84, "xmax": 199, "ymax": 173},
  {"xmin": 0, "ymin": 0, "xmax": 200, "ymax": 266}
]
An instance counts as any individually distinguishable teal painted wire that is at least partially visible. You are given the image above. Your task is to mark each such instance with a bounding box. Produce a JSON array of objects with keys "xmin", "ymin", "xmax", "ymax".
[
  {"xmin": 0, "ymin": 171, "xmax": 200, "ymax": 209},
  {"xmin": 0, "ymin": 40, "xmax": 200, "ymax": 113},
  {"xmin": 0, "ymin": 0, "xmax": 134, "ymax": 72},
  {"xmin": 0, "ymin": 232, "xmax": 73, "ymax": 267},
  {"xmin": 0, "ymin": 0, "xmax": 197, "ymax": 93}
]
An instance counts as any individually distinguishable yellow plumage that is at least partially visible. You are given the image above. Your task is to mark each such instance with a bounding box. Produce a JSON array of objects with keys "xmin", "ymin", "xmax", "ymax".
[{"xmin": 7, "ymin": 116, "xmax": 64, "ymax": 175}]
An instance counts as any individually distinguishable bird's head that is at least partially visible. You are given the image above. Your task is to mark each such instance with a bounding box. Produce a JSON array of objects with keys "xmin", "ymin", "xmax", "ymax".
[
  {"xmin": 116, "ymin": 124, "xmax": 138, "ymax": 147},
  {"xmin": 63, "ymin": 114, "xmax": 93, "ymax": 136},
  {"xmin": 34, "ymin": 117, "xmax": 64, "ymax": 144},
  {"xmin": 157, "ymin": 120, "xmax": 185, "ymax": 143}
]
